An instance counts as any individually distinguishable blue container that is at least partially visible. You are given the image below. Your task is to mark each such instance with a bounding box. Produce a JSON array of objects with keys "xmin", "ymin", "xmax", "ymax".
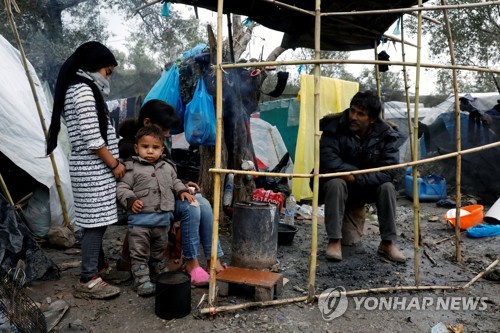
[{"xmin": 404, "ymin": 167, "xmax": 447, "ymax": 201}]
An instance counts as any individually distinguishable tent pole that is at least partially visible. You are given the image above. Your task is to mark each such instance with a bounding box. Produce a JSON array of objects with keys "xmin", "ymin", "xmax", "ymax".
[
  {"xmin": 400, "ymin": 16, "xmax": 414, "ymax": 158},
  {"xmin": 0, "ymin": 172, "xmax": 15, "ymax": 207},
  {"xmin": 208, "ymin": 0, "xmax": 225, "ymax": 308},
  {"xmin": 4, "ymin": 1, "xmax": 71, "ymax": 230},
  {"xmin": 307, "ymin": 0, "xmax": 321, "ymax": 303},
  {"xmin": 374, "ymin": 41, "xmax": 381, "ymax": 97},
  {"xmin": 226, "ymin": 14, "xmax": 235, "ymax": 63},
  {"xmin": 441, "ymin": 0, "xmax": 462, "ymax": 263},
  {"xmin": 411, "ymin": 0, "xmax": 424, "ymax": 286}
]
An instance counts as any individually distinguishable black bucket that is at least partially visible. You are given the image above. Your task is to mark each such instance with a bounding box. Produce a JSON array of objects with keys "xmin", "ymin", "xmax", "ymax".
[
  {"xmin": 154, "ymin": 271, "xmax": 191, "ymax": 320},
  {"xmin": 231, "ymin": 202, "xmax": 279, "ymax": 269}
]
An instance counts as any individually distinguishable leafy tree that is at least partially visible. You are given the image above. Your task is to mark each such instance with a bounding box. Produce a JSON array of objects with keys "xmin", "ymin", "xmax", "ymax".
[
  {"xmin": 1, "ymin": 0, "xmax": 108, "ymax": 91},
  {"xmin": 406, "ymin": 0, "xmax": 499, "ymax": 93},
  {"xmin": 357, "ymin": 67, "xmax": 407, "ymax": 101}
]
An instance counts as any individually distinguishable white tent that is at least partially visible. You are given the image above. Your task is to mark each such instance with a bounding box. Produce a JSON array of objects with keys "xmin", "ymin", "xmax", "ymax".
[{"xmin": 0, "ymin": 35, "xmax": 74, "ymax": 227}]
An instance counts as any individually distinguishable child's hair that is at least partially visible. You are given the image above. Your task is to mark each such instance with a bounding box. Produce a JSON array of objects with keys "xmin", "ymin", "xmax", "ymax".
[
  {"xmin": 139, "ymin": 99, "xmax": 181, "ymax": 131},
  {"xmin": 135, "ymin": 125, "xmax": 165, "ymax": 144}
]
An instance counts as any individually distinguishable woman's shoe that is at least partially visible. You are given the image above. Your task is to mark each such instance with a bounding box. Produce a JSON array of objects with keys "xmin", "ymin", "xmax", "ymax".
[{"xmin": 189, "ymin": 266, "xmax": 209, "ymax": 287}]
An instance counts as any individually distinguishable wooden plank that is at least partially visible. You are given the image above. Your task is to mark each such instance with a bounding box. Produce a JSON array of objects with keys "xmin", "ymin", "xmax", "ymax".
[{"xmin": 216, "ymin": 266, "xmax": 282, "ymax": 288}]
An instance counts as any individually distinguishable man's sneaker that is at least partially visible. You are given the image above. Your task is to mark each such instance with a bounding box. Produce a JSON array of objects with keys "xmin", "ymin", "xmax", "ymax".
[{"xmin": 73, "ymin": 277, "xmax": 120, "ymax": 300}]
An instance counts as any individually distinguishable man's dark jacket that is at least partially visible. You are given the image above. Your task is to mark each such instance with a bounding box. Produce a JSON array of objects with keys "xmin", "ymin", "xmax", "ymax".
[{"xmin": 317, "ymin": 109, "xmax": 401, "ymax": 191}]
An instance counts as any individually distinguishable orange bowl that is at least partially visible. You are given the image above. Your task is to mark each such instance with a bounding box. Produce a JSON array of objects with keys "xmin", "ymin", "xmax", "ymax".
[{"xmin": 444, "ymin": 204, "xmax": 484, "ymax": 230}]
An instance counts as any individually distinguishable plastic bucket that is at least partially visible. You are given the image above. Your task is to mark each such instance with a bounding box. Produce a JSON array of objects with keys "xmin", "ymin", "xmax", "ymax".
[
  {"xmin": 154, "ymin": 271, "xmax": 191, "ymax": 320},
  {"xmin": 231, "ymin": 202, "xmax": 279, "ymax": 269},
  {"xmin": 444, "ymin": 204, "xmax": 484, "ymax": 230}
]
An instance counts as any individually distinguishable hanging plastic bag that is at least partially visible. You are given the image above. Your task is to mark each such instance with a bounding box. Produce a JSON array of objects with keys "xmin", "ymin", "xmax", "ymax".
[
  {"xmin": 184, "ymin": 78, "xmax": 216, "ymax": 146},
  {"xmin": 143, "ymin": 63, "xmax": 184, "ymax": 134}
]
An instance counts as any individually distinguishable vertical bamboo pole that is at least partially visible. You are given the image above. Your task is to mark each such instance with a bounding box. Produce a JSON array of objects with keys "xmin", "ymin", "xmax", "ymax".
[
  {"xmin": 400, "ymin": 16, "xmax": 414, "ymax": 158},
  {"xmin": 4, "ymin": 0, "xmax": 71, "ymax": 229},
  {"xmin": 412, "ymin": 0, "xmax": 424, "ymax": 286},
  {"xmin": 374, "ymin": 41, "xmax": 381, "ymax": 97},
  {"xmin": 440, "ymin": 0, "xmax": 462, "ymax": 262},
  {"xmin": 208, "ymin": 0, "xmax": 224, "ymax": 307},
  {"xmin": 307, "ymin": 0, "xmax": 321, "ymax": 303}
]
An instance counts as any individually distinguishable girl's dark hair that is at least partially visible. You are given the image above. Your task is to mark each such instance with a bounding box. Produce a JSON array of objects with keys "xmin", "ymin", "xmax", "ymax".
[
  {"xmin": 135, "ymin": 125, "xmax": 165, "ymax": 144},
  {"xmin": 350, "ymin": 90, "xmax": 381, "ymax": 119},
  {"xmin": 139, "ymin": 100, "xmax": 180, "ymax": 131}
]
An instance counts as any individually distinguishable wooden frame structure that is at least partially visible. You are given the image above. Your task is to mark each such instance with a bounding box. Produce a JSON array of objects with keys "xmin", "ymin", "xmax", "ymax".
[{"xmin": 204, "ymin": 0, "xmax": 500, "ymax": 314}]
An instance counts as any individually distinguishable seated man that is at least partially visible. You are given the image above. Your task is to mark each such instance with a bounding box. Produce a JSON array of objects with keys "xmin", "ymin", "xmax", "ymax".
[{"xmin": 318, "ymin": 90, "xmax": 405, "ymax": 263}]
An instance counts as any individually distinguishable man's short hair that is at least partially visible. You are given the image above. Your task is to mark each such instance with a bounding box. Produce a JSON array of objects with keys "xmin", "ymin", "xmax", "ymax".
[
  {"xmin": 135, "ymin": 125, "xmax": 165, "ymax": 144},
  {"xmin": 350, "ymin": 91, "xmax": 381, "ymax": 119}
]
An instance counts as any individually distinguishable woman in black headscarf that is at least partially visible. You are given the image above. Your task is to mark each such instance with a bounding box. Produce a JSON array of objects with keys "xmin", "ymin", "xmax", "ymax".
[{"xmin": 47, "ymin": 41, "xmax": 124, "ymax": 299}]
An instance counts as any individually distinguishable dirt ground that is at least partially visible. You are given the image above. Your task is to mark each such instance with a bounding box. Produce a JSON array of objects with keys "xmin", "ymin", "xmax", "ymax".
[{"xmin": 25, "ymin": 196, "xmax": 499, "ymax": 333}]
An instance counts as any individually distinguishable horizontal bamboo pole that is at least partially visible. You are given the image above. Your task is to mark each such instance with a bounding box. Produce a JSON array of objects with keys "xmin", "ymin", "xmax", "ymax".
[
  {"xmin": 261, "ymin": 0, "xmax": 314, "ymax": 16},
  {"xmin": 321, "ymin": 1, "xmax": 500, "ymax": 17},
  {"xmin": 200, "ymin": 285, "xmax": 462, "ymax": 315},
  {"xmin": 219, "ymin": 59, "xmax": 499, "ymax": 74},
  {"xmin": 199, "ymin": 257, "xmax": 497, "ymax": 315},
  {"xmin": 210, "ymin": 140, "xmax": 500, "ymax": 179}
]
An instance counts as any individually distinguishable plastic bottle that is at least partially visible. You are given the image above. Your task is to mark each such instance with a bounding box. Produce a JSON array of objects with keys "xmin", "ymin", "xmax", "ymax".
[
  {"xmin": 223, "ymin": 173, "xmax": 234, "ymax": 206},
  {"xmin": 284, "ymin": 194, "xmax": 297, "ymax": 225}
]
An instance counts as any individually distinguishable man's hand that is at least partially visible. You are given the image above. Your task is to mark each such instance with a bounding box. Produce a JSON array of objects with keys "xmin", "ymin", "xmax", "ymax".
[
  {"xmin": 341, "ymin": 174, "xmax": 356, "ymax": 183},
  {"xmin": 131, "ymin": 199, "xmax": 144, "ymax": 213}
]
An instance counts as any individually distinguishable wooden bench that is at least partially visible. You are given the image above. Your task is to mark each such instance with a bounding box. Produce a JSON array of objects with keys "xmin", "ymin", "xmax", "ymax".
[{"xmin": 216, "ymin": 266, "xmax": 283, "ymax": 301}]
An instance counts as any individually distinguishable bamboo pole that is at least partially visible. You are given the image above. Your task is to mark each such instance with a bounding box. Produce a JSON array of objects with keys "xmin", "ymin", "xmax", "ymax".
[
  {"xmin": 383, "ymin": 33, "xmax": 418, "ymax": 48},
  {"xmin": 210, "ymin": 140, "xmax": 500, "ymax": 179},
  {"xmin": 4, "ymin": 0, "xmax": 71, "ymax": 230},
  {"xmin": 441, "ymin": 0, "xmax": 462, "ymax": 263},
  {"xmin": 408, "ymin": 12, "xmax": 441, "ymax": 24},
  {"xmin": 321, "ymin": 1, "xmax": 500, "ymax": 17},
  {"xmin": 463, "ymin": 258, "xmax": 499, "ymax": 289},
  {"xmin": 207, "ymin": 0, "xmax": 224, "ymax": 307},
  {"xmin": 200, "ymin": 285, "xmax": 463, "ymax": 314},
  {"xmin": 261, "ymin": 0, "xmax": 315, "ymax": 16},
  {"xmin": 133, "ymin": 0, "xmax": 162, "ymax": 15},
  {"xmin": 374, "ymin": 41, "xmax": 381, "ymax": 97},
  {"xmin": 200, "ymin": 257, "xmax": 497, "ymax": 315},
  {"xmin": 0, "ymin": 172, "xmax": 15, "ymax": 207},
  {"xmin": 400, "ymin": 16, "xmax": 414, "ymax": 158},
  {"xmin": 411, "ymin": 0, "xmax": 424, "ymax": 286},
  {"xmin": 218, "ymin": 59, "xmax": 499, "ymax": 74},
  {"xmin": 307, "ymin": 0, "xmax": 321, "ymax": 304}
]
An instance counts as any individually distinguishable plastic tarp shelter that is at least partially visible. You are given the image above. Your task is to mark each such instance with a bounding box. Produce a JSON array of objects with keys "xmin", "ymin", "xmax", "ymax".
[
  {"xmin": 258, "ymin": 98, "xmax": 300, "ymax": 162},
  {"xmin": 0, "ymin": 35, "xmax": 74, "ymax": 226},
  {"xmin": 171, "ymin": 0, "xmax": 427, "ymax": 51},
  {"xmin": 399, "ymin": 92, "xmax": 500, "ymax": 204}
]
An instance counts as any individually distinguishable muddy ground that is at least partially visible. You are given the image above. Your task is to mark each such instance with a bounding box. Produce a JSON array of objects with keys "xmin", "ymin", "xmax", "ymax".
[{"xmin": 25, "ymin": 196, "xmax": 499, "ymax": 333}]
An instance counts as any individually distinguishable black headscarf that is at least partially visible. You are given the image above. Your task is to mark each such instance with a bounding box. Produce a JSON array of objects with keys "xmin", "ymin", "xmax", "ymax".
[{"xmin": 46, "ymin": 41, "xmax": 118, "ymax": 155}]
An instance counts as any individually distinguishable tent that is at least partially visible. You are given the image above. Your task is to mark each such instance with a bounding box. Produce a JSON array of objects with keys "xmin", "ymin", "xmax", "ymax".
[
  {"xmin": 258, "ymin": 98, "xmax": 300, "ymax": 162},
  {"xmin": 399, "ymin": 92, "xmax": 500, "ymax": 203},
  {"xmin": 383, "ymin": 101, "xmax": 433, "ymax": 140},
  {"xmin": 0, "ymin": 35, "xmax": 75, "ymax": 230}
]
